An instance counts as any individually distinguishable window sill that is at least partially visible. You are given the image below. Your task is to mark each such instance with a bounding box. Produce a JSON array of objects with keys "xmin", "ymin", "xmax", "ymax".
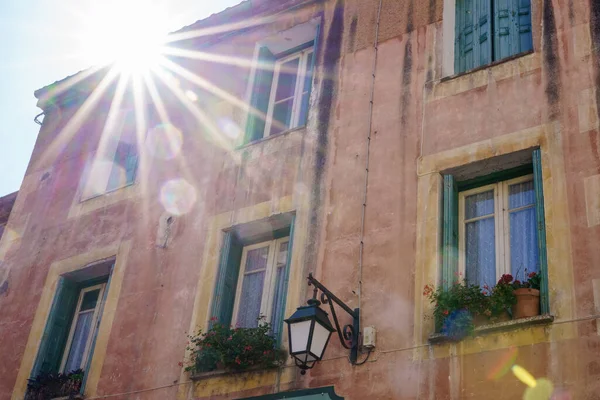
[
  {"xmin": 189, "ymin": 366, "xmax": 280, "ymax": 381},
  {"xmin": 51, "ymin": 395, "xmax": 84, "ymax": 400},
  {"xmin": 428, "ymin": 314, "xmax": 555, "ymax": 344},
  {"xmin": 80, "ymin": 181, "xmax": 136, "ymax": 203},
  {"xmin": 441, "ymin": 50, "xmax": 535, "ymax": 83},
  {"xmin": 237, "ymin": 125, "xmax": 306, "ymax": 150}
]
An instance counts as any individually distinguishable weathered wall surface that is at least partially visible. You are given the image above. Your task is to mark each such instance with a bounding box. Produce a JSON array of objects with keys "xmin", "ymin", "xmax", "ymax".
[{"xmin": 1, "ymin": 0, "xmax": 600, "ymax": 399}]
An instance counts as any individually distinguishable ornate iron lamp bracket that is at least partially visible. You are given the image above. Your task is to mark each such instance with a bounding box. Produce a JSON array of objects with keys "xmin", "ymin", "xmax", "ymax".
[{"xmin": 307, "ymin": 273, "xmax": 360, "ymax": 364}]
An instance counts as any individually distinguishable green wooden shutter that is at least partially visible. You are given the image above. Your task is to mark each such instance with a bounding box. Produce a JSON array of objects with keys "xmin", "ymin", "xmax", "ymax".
[
  {"xmin": 494, "ymin": 0, "xmax": 532, "ymax": 60},
  {"xmin": 455, "ymin": 0, "xmax": 475, "ymax": 73},
  {"xmin": 516, "ymin": 0, "xmax": 533, "ymax": 53},
  {"xmin": 475, "ymin": 0, "xmax": 492, "ymax": 67},
  {"xmin": 532, "ymin": 149, "xmax": 549, "ymax": 314},
  {"xmin": 31, "ymin": 278, "xmax": 79, "ymax": 377},
  {"xmin": 274, "ymin": 216, "xmax": 295, "ymax": 344},
  {"xmin": 456, "ymin": 0, "xmax": 492, "ymax": 73},
  {"xmin": 442, "ymin": 175, "xmax": 459, "ymax": 290},
  {"xmin": 298, "ymin": 24, "xmax": 321, "ymax": 127},
  {"xmin": 245, "ymin": 47, "xmax": 276, "ymax": 143},
  {"xmin": 210, "ymin": 231, "xmax": 244, "ymax": 326}
]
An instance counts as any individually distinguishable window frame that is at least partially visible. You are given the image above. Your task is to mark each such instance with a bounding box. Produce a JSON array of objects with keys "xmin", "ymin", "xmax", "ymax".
[
  {"xmin": 263, "ymin": 47, "xmax": 314, "ymax": 138},
  {"xmin": 458, "ymin": 174, "xmax": 536, "ymax": 284},
  {"xmin": 231, "ymin": 237, "xmax": 290, "ymax": 327},
  {"xmin": 59, "ymin": 283, "xmax": 106, "ymax": 373}
]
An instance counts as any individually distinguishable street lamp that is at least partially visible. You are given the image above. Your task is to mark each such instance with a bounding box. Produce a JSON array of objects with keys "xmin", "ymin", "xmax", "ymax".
[{"xmin": 285, "ymin": 274, "xmax": 360, "ymax": 374}]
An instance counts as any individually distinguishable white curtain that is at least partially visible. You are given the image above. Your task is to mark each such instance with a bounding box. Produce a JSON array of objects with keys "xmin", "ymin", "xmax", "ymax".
[
  {"xmin": 465, "ymin": 190, "xmax": 496, "ymax": 288},
  {"xmin": 508, "ymin": 180, "xmax": 539, "ymax": 281},
  {"xmin": 64, "ymin": 311, "xmax": 94, "ymax": 373},
  {"xmin": 236, "ymin": 246, "xmax": 269, "ymax": 328}
]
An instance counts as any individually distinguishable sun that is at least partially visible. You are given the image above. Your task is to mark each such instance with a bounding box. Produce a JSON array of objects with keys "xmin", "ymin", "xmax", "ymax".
[{"xmin": 78, "ymin": 1, "xmax": 169, "ymax": 74}]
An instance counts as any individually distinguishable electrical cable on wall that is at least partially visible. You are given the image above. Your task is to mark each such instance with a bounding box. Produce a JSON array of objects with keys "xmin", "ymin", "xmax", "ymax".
[{"xmin": 356, "ymin": 0, "xmax": 383, "ymax": 346}]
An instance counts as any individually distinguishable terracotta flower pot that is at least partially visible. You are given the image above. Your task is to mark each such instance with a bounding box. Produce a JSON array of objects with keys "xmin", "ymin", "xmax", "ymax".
[{"xmin": 512, "ymin": 288, "xmax": 540, "ymax": 319}]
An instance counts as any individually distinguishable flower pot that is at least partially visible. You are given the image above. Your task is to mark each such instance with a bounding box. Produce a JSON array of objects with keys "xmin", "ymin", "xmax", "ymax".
[{"xmin": 512, "ymin": 288, "xmax": 540, "ymax": 319}]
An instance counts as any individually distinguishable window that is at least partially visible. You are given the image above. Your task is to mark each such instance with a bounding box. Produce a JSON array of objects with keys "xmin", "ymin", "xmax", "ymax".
[
  {"xmin": 232, "ymin": 237, "xmax": 289, "ymax": 329},
  {"xmin": 31, "ymin": 261, "xmax": 113, "ymax": 382},
  {"xmin": 244, "ymin": 19, "xmax": 320, "ymax": 144},
  {"xmin": 264, "ymin": 48, "xmax": 314, "ymax": 137},
  {"xmin": 82, "ymin": 110, "xmax": 138, "ymax": 199},
  {"xmin": 441, "ymin": 149, "xmax": 549, "ymax": 312},
  {"xmin": 458, "ymin": 175, "xmax": 539, "ymax": 287},
  {"xmin": 455, "ymin": 0, "xmax": 533, "ymax": 74},
  {"xmin": 61, "ymin": 284, "xmax": 107, "ymax": 373},
  {"xmin": 210, "ymin": 214, "xmax": 295, "ymax": 340}
]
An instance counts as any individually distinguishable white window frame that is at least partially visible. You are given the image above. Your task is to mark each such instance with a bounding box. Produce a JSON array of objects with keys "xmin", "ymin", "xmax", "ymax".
[
  {"xmin": 458, "ymin": 174, "xmax": 535, "ymax": 282},
  {"xmin": 232, "ymin": 237, "xmax": 289, "ymax": 327},
  {"xmin": 60, "ymin": 283, "xmax": 106, "ymax": 373},
  {"xmin": 263, "ymin": 47, "xmax": 314, "ymax": 138}
]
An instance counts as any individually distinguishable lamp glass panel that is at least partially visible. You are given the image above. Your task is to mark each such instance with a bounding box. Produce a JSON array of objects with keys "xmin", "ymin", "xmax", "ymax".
[
  {"xmin": 309, "ymin": 321, "xmax": 331, "ymax": 359},
  {"xmin": 289, "ymin": 320, "xmax": 312, "ymax": 353}
]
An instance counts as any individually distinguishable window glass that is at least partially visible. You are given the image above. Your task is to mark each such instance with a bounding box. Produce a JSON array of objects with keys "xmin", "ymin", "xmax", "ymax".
[
  {"xmin": 508, "ymin": 180, "xmax": 539, "ymax": 280},
  {"xmin": 64, "ymin": 311, "xmax": 94, "ymax": 373},
  {"xmin": 80, "ymin": 289, "xmax": 100, "ymax": 311},
  {"xmin": 236, "ymin": 246, "xmax": 269, "ymax": 328}
]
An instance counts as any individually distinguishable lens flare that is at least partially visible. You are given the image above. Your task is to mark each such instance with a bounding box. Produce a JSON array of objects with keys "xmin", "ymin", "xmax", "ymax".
[
  {"xmin": 146, "ymin": 123, "xmax": 183, "ymax": 160},
  {"xmin": 160, "ymin": 179, "xmax": 196, "ymax": 215},
  {"xmin": 217, "ymin": 117, "xmax": 242, "ymax": 140},
  {"xmin": 512, "ymin": 365, "xmax": 555, "ymax": 400},
  {"xmin": 487, "ymin": 347, "xmax": 518, "ymax": 380}
]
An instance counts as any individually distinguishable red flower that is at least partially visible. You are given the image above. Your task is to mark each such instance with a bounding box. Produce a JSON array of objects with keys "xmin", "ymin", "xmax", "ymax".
[
  {"xmin": 514, "ymin": 280, "xmax": 521, "ymax": 286},
  {"xmin": 528, "ymin": 272, "xmax": 537, "ymax": 278},
  {"xmin": 235, "ymin": 356, "xmax": 242, "ymax": 365},
  {"xmin": 178, "ymin": 362, "xmax": 184, "ymax": 367},
  {"xmin": 244, "ymin": 345, "xmax": 253, "ymax": 352},
  {"xmin": 210, "ymin": 316, "xmax": 218, "ymax": 321},
  {"xmin": 443, "ymin": 310, "xmax": 449, "ymax": 316},
  {"xmin": 498, "ymin": 274, "xmax": 513, "ymax": 285}
]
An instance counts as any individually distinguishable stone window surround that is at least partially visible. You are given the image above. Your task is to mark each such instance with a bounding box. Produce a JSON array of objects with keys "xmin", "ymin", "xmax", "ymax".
[{"xmin": 412, "ymin": 123, "xmax": 576, "ymax": 359}]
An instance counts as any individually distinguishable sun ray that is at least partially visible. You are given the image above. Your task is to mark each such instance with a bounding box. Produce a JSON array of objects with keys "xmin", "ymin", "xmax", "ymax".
[
  {"xmin": 35, "ymin": 65, "xmax": 106, "ymax": 108},
  {"xmin": 35, "ymin": 68, "xmax": 119, "ymax": 171},
  {"xmin": 151, "ymin": 66, "xmax": 233, "ymax": 153},
  {"xmin": 129, "ymin": 71, "xmax": 153, "ymax": 229},
  {"xmin": 165, "ymin": 14, "xmax": 278, "ymax": 44},
  {"xmin": 157, "ymin": 57, "xmax": 271, "ymax": 141}
]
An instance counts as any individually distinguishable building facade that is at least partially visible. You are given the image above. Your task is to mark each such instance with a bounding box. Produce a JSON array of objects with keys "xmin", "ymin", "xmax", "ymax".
[{"xmin": 1, "ymin": 0, "xmax": 600, "ymax": 398}]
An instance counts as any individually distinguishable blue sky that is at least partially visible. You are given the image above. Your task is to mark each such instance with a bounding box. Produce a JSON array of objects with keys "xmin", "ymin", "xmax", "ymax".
[{"xmin": 0, "ymin": 0, "xmax": 241, "ymax": 197}]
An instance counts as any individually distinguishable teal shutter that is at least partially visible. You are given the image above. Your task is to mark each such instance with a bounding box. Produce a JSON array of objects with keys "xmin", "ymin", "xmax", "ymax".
[
  {"xmin": 494, "ymin": 0, "xmax": 532, "ymax": 60},
  {"xmin": 442, "ymin": 175, "xmax": 459, "ymax": 290},
  {"xmin": 245, "ymin": 47, "xmax": 276, "ymax": 143},
  {"xmin": 31, "ymin": 278, "xmax": 79, "ymax": 376},
  {"xmin": 124, "ymin": 146, "xmax": 138, "ymax": 185},
  {"xmin": 517, "ymin": 0, "xmax": 533, "ymax": 52},
  {"xmin": 274, "ymin": 216, "xmax": 295, "ymax": 344},
  {"xmin": 476, "ymin": 0, "xmax": 492, "ymax": 67},
  {"xmin": 210, "ymin": 231, "xmax": 244, "ymax": 326},
  {"xmin": 532, "ymin": 149, "xmax": 549, "ymax": 314},
  {"xmin": 455, "ymin": 0, "xmax": 475, "ymax": 73}
]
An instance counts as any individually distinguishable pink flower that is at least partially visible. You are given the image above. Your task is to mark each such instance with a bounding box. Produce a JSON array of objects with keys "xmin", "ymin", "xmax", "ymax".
[{"xmin": 443, "ymin": 310, "xmax": 449, "ymax": 316}]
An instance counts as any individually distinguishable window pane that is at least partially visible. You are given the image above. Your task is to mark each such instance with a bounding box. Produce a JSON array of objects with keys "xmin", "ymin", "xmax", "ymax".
[
  {"xmin": 465, "ymin": 190, "xmax": 494, "ymax": 219},
  {"xmin": 465, "ymin": 217, "xmax": 496, "ymax": 287},
  {"xmin": 274, "ymin": 58, "xmax": 300, "ymax": 102},
  {"xmin": 508, "ymin": 180, "xmax": 535, "ymax": 209},
  {"xmin": 269, "ymin": 98, "xmax": 294, "ymax": 136},
  {"xmin": 510, "ymin": 207, "xmax": 539, "ymax": 281},
  {"xmin": 80, "ymin": 289, "xmax": 100, "ymax": 311},
  {"xmin": 236, "ymin": 271, "xmax": 265, "ymax": 328},
  {"xmin": 302, "ymin": 52, "xmax": 314, "ymax": 94},
  {"xmin": 64, "ymin": 311, "xmax": 94, "ymax": 373},
  {"xmin": 270, "ymin": 242, "xmax": 289, "ymax": 336},
  {"xmin": 245, "ymin": 246, "xmax": 269, "ymax": 272}
]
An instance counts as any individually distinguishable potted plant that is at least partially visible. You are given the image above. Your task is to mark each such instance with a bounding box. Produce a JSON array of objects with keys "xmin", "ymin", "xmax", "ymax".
[
  {"xmin": 489, "ymin": 274, "xmax": 517, "ymax": 322},
  {"xmin": 423, "ymin": 281, "xmax": 490, "ymax": 340},
  {"xmin": 25, "ymin": 369, "xmax": 84, "ymax": 400},
  {"xmin": 511, "ymin": 272, "xmax": 541, "ymax": 319},
  {"xmin": 184, "ymin": 319, "xmax": 286, "ymax": 375}
]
